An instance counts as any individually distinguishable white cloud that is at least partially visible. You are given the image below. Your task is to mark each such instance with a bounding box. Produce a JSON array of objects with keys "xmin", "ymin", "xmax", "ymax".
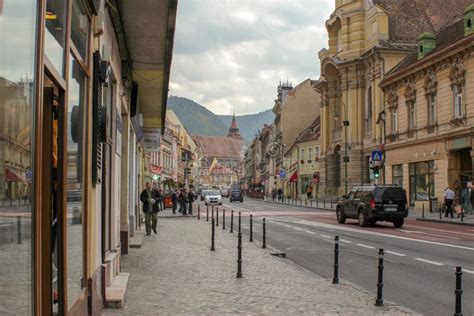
[{"xmin": 170, "ymin": 0, "xmax": 333, "ymax": 115}]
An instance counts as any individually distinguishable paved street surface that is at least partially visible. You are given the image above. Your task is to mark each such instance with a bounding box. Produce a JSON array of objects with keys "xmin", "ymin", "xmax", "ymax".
[
  {"xmin": 220, "ymin": 198, "xmax": 474, "ymax": 316},
  {"xmin": 105, "ymin": 207, "xmax": 415, "ymax": 315}
]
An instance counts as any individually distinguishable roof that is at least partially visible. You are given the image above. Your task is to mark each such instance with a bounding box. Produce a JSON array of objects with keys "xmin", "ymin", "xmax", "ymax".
[
  {"xmin": 192, "ymin": 135, "xmax": 242, "ymax": 159},
  {"xmin": 373, "ymin": 0, "xmax": 472, "ymax": 45},
  {"xmin": 381, "ymin": 16, "xmax": 473, "ymax": 86},
  {"xmin": 295, "ymin": 116, "xmax": 321, "ymax": 144}
]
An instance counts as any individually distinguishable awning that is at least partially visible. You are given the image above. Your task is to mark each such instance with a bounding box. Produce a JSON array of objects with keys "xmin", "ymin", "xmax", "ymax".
[
  {"xmin": 289, "ymin": 171, "xmax": 298, "ymax": 183},
  {"xmin": 5, "ymin": 167, "xmax": 24, "ymax": 182},
  {"xmin": 113, "ymin": 0, "xmax": 178, "ymax": 130}
]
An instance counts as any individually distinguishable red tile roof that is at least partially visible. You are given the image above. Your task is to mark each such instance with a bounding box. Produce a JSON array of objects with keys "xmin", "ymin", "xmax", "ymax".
[{"xmin": 192, "ymin": 135, "xmax": 242, "ymax": 159}]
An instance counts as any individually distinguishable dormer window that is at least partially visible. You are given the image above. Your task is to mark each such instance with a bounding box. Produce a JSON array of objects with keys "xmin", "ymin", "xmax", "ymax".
[
  {"xmin": 464, "ymin": 4, "xmax": 474, "ymax": 36},
  {"xmin": 417, "ymin": 33, "xmax": 436, "ymax": 59}
]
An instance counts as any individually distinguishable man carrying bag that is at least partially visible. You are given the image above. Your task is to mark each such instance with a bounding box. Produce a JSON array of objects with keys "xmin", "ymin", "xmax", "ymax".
[{"xmin": 140, "ymin": 182, "xmax": 159, "ymax": 235}]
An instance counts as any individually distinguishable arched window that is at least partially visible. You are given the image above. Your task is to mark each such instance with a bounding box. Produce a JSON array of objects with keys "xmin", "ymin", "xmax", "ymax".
[{"xmin": 366, "ymin": 87, "xmax": 373, "ymax": 133}]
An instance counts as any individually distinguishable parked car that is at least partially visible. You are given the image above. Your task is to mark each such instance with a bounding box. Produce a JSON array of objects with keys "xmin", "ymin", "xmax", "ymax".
[
  {"xmin": 336, "ymin": 185, "xmax": 408, "ymax": 228},
  {"xmin": 200, "ymin": 190, "xmax": 210, "ymax": 201},
  {"xmin": 229, "ymin": 189, "xmax": 243, "ymax": 203},
  {"xmin": 204, "ymin": 190, "xmax": 222, "ymax": 206},
  {"xmin": 220, "ymin": 188, "xmax": 230, "ymax": 197}
]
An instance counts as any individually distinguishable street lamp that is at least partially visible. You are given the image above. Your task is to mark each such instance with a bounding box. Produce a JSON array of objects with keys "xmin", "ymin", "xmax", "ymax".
[{"xmin": 334, "ymin": 101, "xmax": 350, "ymax": 196}]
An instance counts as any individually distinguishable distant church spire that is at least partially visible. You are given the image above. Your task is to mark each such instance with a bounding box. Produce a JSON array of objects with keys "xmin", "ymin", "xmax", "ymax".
[{"xmin": 228, "ymin": 113, "xmax": 242, "ymax": 139}]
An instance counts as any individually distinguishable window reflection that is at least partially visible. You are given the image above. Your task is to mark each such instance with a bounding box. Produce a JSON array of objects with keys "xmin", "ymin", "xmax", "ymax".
[
  {"xmin": 67, "ymin": 56, "xmax": 85, "ymax": 307},
  {"xmin": 45, "ymin": 0, "xmax": 66, "ymax": 74},
  {"xmin": 71, "ymin": 0, "xmax": 89, "ymax": 61},
  {"xmin": 0, "ymin": 0, "xmax": 36, "ymax": 314}
]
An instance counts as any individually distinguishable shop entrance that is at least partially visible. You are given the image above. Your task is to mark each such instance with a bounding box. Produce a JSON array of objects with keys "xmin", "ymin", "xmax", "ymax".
[{"xmin": 459, "ymin": 149, "xmax": 473, "ymax": 186}]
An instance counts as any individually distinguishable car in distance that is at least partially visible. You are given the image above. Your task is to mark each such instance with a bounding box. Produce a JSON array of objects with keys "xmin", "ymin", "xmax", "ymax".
[
  {"xmin": 229, "ymin": 189, "xmax": 243, "ymax": 203},
  {"xmin": 205, "ymin": 190, "xmax": 222, "ymax": 206},
  {"xmin": 336, "ymin": 185, "xmax": 408, "ymax": 228},
  {"xmin": 220, "ymin": 188, "xmax": 230, "ymax": 197},
  {"xmin": 200, "ymin": 190, "xmax": 209, "ymax": 201}
]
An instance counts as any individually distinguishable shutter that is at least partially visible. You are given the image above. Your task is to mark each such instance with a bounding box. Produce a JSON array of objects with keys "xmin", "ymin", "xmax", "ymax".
[{"xmin": 92, "ymin": 51, "xmax": 106, "ymax": 184}]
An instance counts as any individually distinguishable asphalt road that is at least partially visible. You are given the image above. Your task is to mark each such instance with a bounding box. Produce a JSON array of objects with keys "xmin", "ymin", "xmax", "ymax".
[{"xmin": 208, "ymin": 198, "xmax": 474, "ymax": 316}]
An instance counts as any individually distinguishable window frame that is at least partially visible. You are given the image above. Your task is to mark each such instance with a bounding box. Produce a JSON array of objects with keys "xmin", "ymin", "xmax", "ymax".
[
  {"xmin": 427, "ymin": 92, "xmax": 437, "ymax": 126},
  {"xmin": 453, "ymin": 84, "xmax": 464, "ymax": 118},
  {"xmin": 408, "ymin": 100, "xmax": 416, "ymax": 130}
]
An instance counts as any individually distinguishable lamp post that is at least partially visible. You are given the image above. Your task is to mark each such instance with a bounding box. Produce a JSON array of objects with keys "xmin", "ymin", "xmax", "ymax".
[
  {"xmin": 377, "ymin": 111, "xmax": 386, "ymax": 184},
  {"xmin": 335, "ymin": 101, "xmax": 350, "ymax": 196}
]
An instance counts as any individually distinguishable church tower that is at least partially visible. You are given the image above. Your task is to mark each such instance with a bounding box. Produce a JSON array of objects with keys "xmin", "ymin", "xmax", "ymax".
[{"xmin": 227, "ymin": 114, "xmax": 242, "ymax": 139}]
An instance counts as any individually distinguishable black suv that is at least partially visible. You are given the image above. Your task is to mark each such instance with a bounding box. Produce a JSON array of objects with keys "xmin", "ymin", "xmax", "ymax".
[
  {"xmin": 336, "ymin": 185, "xmax": 408, "ymax": 228},
  {"xmin": 229, "ymin": 189, "xmax": 243, "ymax": 203}
]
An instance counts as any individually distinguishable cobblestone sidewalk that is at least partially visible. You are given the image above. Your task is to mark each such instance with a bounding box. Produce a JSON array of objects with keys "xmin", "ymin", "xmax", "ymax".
[{"xmin": 104, "ymin": 213, "xmax": 417, "ymax": 315}]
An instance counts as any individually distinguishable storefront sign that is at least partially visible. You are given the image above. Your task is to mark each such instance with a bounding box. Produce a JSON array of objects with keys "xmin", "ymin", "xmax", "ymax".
[
  {"xmin": 151, "ymin": 164, "xmax": 162, "ymax": 174},
  {"xmin": 142, "ymin": 128, "xmax": 161, "ymax": 152}
]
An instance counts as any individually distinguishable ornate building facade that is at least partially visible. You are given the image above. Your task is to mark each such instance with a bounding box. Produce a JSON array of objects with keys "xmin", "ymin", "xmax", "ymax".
[
  {"xmin": 380, "ymin": 5, "xmax": 474, "ymax": 207},
  {"xmin": 316, "ymin": 0, "xmax": 472, "ymax": 196}
]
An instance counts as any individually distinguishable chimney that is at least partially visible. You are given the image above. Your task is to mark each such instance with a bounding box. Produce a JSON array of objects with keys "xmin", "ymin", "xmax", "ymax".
[{"xmin": 417, "ymin": 32, "xmax": 436, "ymax": 60}]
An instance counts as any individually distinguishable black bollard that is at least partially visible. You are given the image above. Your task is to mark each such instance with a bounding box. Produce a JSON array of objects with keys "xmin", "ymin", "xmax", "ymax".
[
  {"xmin": 216, "ymin": 209, "xmax": 219, "ymax": 227},
  {"xmin": 331, "ymin": 199, "xmax": 333, "ymax": 209},
  {"xmin": 212, "ymin": 206, "xmax": 215, "ymax": 221},
  {"xmin": 249, "ymin": 214, "xmax": 253, "ymax": 242},
  {"xmin": 231, "ymin": 210, "xmax": 234, "ymax": 233},
  {"xmin": 262, "ymin": 218, "xmax": 266, "ymax": 249},
  {"xmin": 223, "ymin": 210, "xmax": 226, "ymax": 230},
  {"xmin": 422, "ymin": 203, "xmax": 425, "ymax": 218},
  {"xmin": 238, "ymin": 212, "xmax": 241, "ymax": 233},
  {"xmin": 206, "ymin": 206, "xmax": 209, "ymax": 222},
  {"xmin": 439, "ymin": 205, "xmax": 442, "ymax": 220},
  {"xmin": 198, "ymin": 204, "xmax": 201, "ymax": 220},
  {"xmin": 236, "ymin": 231, "xmax": 243, "ymax": 278},
  {"xmin": 210, "ymin": 218, "xmax": 216, "ymax": 251},
  {"xmin": 332, "ymin": 235, "xmax": 339, "ymax": 284},
  {"xmin": 17, "ymin": 216, "xmax": 22, "ymax": 244},
  {"xmin": 375, "ymin": 249, "xmax": 384, "ymax": 306},
  {"xmin": 454, "ymin": 267, "xmax": 463, "ymax": 316}
]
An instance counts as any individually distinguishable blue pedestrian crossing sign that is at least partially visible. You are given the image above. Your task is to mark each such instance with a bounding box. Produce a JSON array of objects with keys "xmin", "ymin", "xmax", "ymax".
[
  {"xmin": 279, "ymin": 169, "xmax": 286, "ymax": 179},
  {"xmin": 371, "ymin": 150, "xmax": 383, "ymax": 161}
]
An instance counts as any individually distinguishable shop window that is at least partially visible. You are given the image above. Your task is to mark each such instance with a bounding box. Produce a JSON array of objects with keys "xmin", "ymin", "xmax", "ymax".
[
  {"xmin": 0, "ymin": 1, "xmax": 37, "ymax": 313},
  {"xmin": 45, "ymin": 0, "xmax": 67, "ymax": 74},
  {"xmin": 392, "ymin": 165, "xmax": 403, "ymax": 188},
  {"xmin": 300, "ymin": 176, "xmax": 311, "ymax": 195},
  {"xmin": 409, "ymin": 161, "xmax": 435, "ymax": 206},
  {"xmin": 66, "ymin": 55, "xmax": 86, "ymax": 307}
]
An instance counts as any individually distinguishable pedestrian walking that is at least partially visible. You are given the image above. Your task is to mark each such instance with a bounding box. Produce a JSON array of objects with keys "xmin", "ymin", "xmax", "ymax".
[
  {"xmin": 140, "ymin": 182, "xmax": 159, "ymax": 235},
  {"xmin": 444, "ymin": 187, "xmax": 455, "ymax": 218},
  {"xmin": 188, "ymin": 189, "xmax": 195, "ymax": 215},
  {"xmin": 180, "ymin": 189, "xmax": 188, "ymax": 215},
  {"xmin": 157, "ymin": 189, "xmax": 164, "ymax": 211},
  {"xmin": 171, "ymin": 190, "xmax": 178, "ymax": 214},
  {"xmin": 306, "ymin": 185, "xmax": 313, "ymax": 200},
  {"xmin": 271, "ymin": 188, "xmax": 276, "ymax": 202},
  {"xmin": 153, "ymin": 185, "xmax": 162, "ymax": 212},
  {"xmin": 461, "ymin": 181, "xmax": 474, "ymax": 214},
  {"xmin": 277, "ymin": 188, "xmax": 283, "ymax": 202}
]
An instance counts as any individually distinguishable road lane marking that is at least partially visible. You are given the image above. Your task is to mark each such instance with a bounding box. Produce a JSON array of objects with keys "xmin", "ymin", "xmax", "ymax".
[
  {"xmin": 293, "ymin": 227, "xmax": 303, "ymax": 231},
  {"xmin": 415, "ymin": 258, "xmax": 444, "ymax": 266},
  {"xmin": 462, "ymin": 269, "xmax": 474, "ymax": 275},
  {"xmin": 397, "ymin": 229, "xmax": 461, "ymax": 240},
  {"xmin": 404, "ymin": 225, "xmax": 474, "ymax": 237},
  {"xmin": 291, "ymin": 219, "xmax": 474, "ymax": 251},
  {"xmin": 339, "ymin": 239, "xmax": 352, "ymax": 244},
  {"xmin": 320, "ymin": 234, "xmax": 331, "ymax": 238},
  {"xmin": 385, "ymin": 251, "xmax": 407, "ymax": 257},
  {"xmin": 356, "ymin": 243, "xmax": 375, "ymax": 249},
  {"xmin": 305, "ymin": 230, "xmax": 317, "ymax": 235}
]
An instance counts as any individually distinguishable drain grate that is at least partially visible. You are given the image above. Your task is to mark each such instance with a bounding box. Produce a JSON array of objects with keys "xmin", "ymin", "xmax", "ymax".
[{"xmin": 270, "ymin": 252, "xmax": 286, "ymax": 258}]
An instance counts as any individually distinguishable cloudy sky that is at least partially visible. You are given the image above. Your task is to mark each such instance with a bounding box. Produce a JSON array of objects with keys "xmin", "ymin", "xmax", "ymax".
[{"xmin": 169, "ymin": 0, "xmax": 334, "ymax": 115}]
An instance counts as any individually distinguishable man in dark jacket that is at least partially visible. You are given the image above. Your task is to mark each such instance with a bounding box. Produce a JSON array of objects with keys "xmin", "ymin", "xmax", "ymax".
[
  {"xmin": 188, "ymin": 189, "xmax": 195, "ymax": 215},
  {"xmin": 171, "ymin": 190, "xmax": 178, "ymax": 214},
  {"xmin": 140, "ymin": 182, "xmax": 159, "ymax": 235},
  {"xmin": 180, "ymin": 189, "xmax": 188, "ymax": 215}
]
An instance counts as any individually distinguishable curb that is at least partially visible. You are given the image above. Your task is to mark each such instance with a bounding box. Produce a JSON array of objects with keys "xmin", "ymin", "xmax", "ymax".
[
  {"xmin": 262, "ymin": 199, "xmax": 336, "ymax": 211},
  {"xmin": 416, "ymin": 217, "xmax": 474, "ymax": 226}
]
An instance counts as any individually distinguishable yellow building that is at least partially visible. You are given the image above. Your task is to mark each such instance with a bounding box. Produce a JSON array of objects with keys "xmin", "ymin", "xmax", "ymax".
[
  {"xmin": 316, "ymin": 0, "xmax": 471, "ymax": 197},
  {"xmin": 284, "ymin": 117, "xmax": 321, "ymax": 199},
  {"xmin": 380, "ymin": 6, "xmax": 474, "ymax": 209}
]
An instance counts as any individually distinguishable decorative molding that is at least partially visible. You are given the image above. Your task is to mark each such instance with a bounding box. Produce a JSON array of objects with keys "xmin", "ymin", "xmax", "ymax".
[{"xmin": 423, "ymin": 70, "xmax": 438, "ymax": 95}]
